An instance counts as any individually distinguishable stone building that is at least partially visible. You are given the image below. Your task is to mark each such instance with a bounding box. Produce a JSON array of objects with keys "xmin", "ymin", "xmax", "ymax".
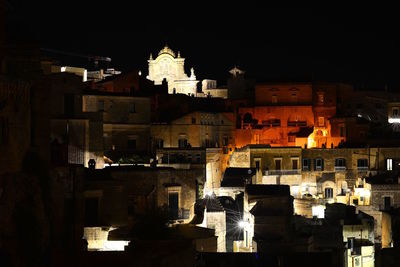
[
  {"xmin": 242, "ymin": 185, "xmax": 294, "ymax": 253},
  {"xmin": 235, "ymin": 82, "xmax": 351, "ymax": 149},
  {"xmin": 0, "ymin": 78, "xmax": 30, "ymax": 175},
  {"xmin": 151, "ymin": 111, "xmax": 235, "ymax": 149},
  {"xmin": 82, "ymin": 93, "xmax": 151, "ymax": 164},
  {"xmin": 35, "ymin": 73, "xmax": 104, "ymax": 169}
]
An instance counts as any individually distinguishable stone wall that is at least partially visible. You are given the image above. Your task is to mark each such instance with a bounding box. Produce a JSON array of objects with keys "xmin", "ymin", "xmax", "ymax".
[{"xmin": 201, "ymin": 210, "xmax": 226, "ymax": 252}]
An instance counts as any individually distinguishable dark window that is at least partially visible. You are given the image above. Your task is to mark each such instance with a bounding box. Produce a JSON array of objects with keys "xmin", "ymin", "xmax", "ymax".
[
  {"xmin": 156, "ymin": 139, "xmax": 164, "ymax": 149},
  {"xmin": 302, "ymin": 158, "xmax": 311, "ymax": 171},
  {"xmin": 335, "ymin": 158, "xmax": 346, "ymax": 167},
  {"xmin": 255, "ymin": 161, "xmax": 260, "ymax": 171},
  {"xmin": 275, "ymin": 159, "xmax": 281, "ymax": 170},
  {"xmin": 169, "ymin": 192, "xmax": 179, "ymax": 219},
  {"xmin": 223, "ymin": 136, "xmax": 229, "ymax": 146},
  {"xmin": 340, "ymin": 126, "xmax": 345, "ymax": 137},
  {"xmin": 357, "ymin": 159, "xmax": 368, "ymax": 168},
  {"xmin": 384, "ymin": 196, "xmax": 391, "ymax": 210},
  {"xmin": 287, "ymin": 121, "xmax": 307, "ymax": 127},
  {"xmin": 205, "ymin": 139, "xmax": 213, "ymax": 148},
  {"xmin": 353, "ymin": 199, "xmax": 359, "ymax": 205},
  {"xmin": 64, "ymin": 94, "xmax": 75, "ymax": 115},
  {"xmin": 85, "ymin": 197, "xmax": 99, "ymax": 226},
  {"xmin": 98, "ymin": 100, "xmax": 104, "ymax": 112},
  {"xmin": 192, "ymin": 117, "xmax": 196, "ymax": 124},
  {"xmin": 262, "ymin": 119, "xmax": 281, "ymax": 127},
  {"xmin": 178, "ymin": 138, "xmax": 187, "ymax": 148},
  {"xmin": 243, "ymin": 113, "xmax": 253, "ymax": 124},
  {"xmin": 393, "ymin": 108, "xmax": 399, "ymax": 116},
  {"xmin": 315, "ymin": 158, "xmax": 324, "ymax": 171},
  {"xmin": 0, "ymin": 117, "xmax": 9, "ymax": 145},
  {"xmin": 129, "ymin": 103, "xmax": 136, "ymax": 113},
  {"xmin": 324, "ymin": 188, "xmax": 333, "ymax": 199},
  {"xmin": 292, "ymin": 159, "xmax": 298, "ymax": 170},
  {"xmin": 128, "ymin": 139, "xmax": 136, "ymax": 150}
]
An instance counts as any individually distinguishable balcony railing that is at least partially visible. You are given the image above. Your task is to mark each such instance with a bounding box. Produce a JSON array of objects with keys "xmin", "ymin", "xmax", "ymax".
[
  {"xmin": 334, "ymin": 166, "xmax": 346, "ymax": 171},
  {"xmin": 357, "ymin": 166, "xmax": 369, "ymax": 171},
  {"xmin": 264, "ymin": 169, "xmax": 301, "ymax": 176},
  {"xmin": 169, "ymin": 208, "xmax": 190, "ymax": 221}
]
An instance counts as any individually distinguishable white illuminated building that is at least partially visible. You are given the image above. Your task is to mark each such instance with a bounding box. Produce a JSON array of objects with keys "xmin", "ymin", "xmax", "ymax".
[{"xmin": 147, "ymin": 45, "xmax": 199, "ymax": 96}]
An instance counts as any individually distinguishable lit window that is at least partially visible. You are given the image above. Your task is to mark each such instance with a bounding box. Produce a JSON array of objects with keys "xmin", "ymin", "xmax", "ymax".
[
  {"xmin": 318, "ymin": 93, "xmax": 324, "ymax": 104},
  {"xmin": 318, "ymin": 117, "xmax": 325, "ymax": 127},
  {"xmin": 387, "ymin": 158, "xmax": 393, "ymax": 171}
]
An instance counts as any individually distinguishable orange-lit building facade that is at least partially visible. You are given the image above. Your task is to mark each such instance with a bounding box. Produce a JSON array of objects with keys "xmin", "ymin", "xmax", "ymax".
[{"xmin": 235, "ymin": 82, "xmax": 349, "ymax": 149}]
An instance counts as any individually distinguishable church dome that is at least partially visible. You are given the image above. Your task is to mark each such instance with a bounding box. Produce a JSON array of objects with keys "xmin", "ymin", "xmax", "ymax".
[{"xmin": 158, "ymin": 45, "xmax": 176, "ymax": 57}]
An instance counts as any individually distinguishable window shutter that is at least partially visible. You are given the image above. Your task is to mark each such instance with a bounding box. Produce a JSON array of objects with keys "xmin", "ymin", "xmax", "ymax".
[{"xmin": 321, "ymin": 159, "xmax": 324, "ymax": 171}]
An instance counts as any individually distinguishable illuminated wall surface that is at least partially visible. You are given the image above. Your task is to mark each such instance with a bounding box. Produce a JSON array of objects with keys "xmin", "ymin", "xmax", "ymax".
[{"xmin": 84, "ymin": 227, "xmax": 129, "ymax": 251}]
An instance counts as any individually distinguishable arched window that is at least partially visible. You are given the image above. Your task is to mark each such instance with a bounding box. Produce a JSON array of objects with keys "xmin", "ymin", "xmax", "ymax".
[{"xmin": 243, "ymin": 113, "xmax": 253, "ymax": 124}]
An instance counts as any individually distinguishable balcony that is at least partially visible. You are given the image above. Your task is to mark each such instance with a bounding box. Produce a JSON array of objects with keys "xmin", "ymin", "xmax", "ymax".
[
  {"xmin": 287, "ymin": 121, "xmax": 307, "ymax": 127},
  {"xmin": 334, "ymin": 166, "xmax": 346, "ymax": 171},
  {"xmin": 169, "ymin": 208, "xmax": 190, "ymax": 221},
  {"xmin": 357, "ymin": 166, "xmax": 369, "ymax": 171},
  {"xmin": 265, "ymin": 169, "xmax": 301, "ymax": 176}
]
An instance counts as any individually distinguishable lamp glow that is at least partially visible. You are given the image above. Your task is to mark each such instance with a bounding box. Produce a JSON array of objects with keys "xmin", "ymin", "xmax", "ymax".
[
  {"xmin": 388, "ymin": 118, "xmax": 400, "ymax": 123},
  {"xmin": 238, "ymin": 220, "xmax": 248, "ymax": 228}
]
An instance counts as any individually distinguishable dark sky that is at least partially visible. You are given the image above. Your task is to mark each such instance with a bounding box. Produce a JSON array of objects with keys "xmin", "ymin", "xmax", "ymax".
[{"xmin": 5, "ymin": 2, "xmax": 400, "ymax": 87}]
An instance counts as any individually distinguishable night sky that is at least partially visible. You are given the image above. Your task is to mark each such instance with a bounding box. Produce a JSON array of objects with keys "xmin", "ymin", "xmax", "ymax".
[{"xmin": 5, "ymin": 3, "xmax": 400, "ymax": 88}]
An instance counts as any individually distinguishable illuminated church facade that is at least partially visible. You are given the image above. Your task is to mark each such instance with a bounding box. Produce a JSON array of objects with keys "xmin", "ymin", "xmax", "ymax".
[{"xmin": 147, "ymin": 45, "xmax": 199, "ymax": 96}]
